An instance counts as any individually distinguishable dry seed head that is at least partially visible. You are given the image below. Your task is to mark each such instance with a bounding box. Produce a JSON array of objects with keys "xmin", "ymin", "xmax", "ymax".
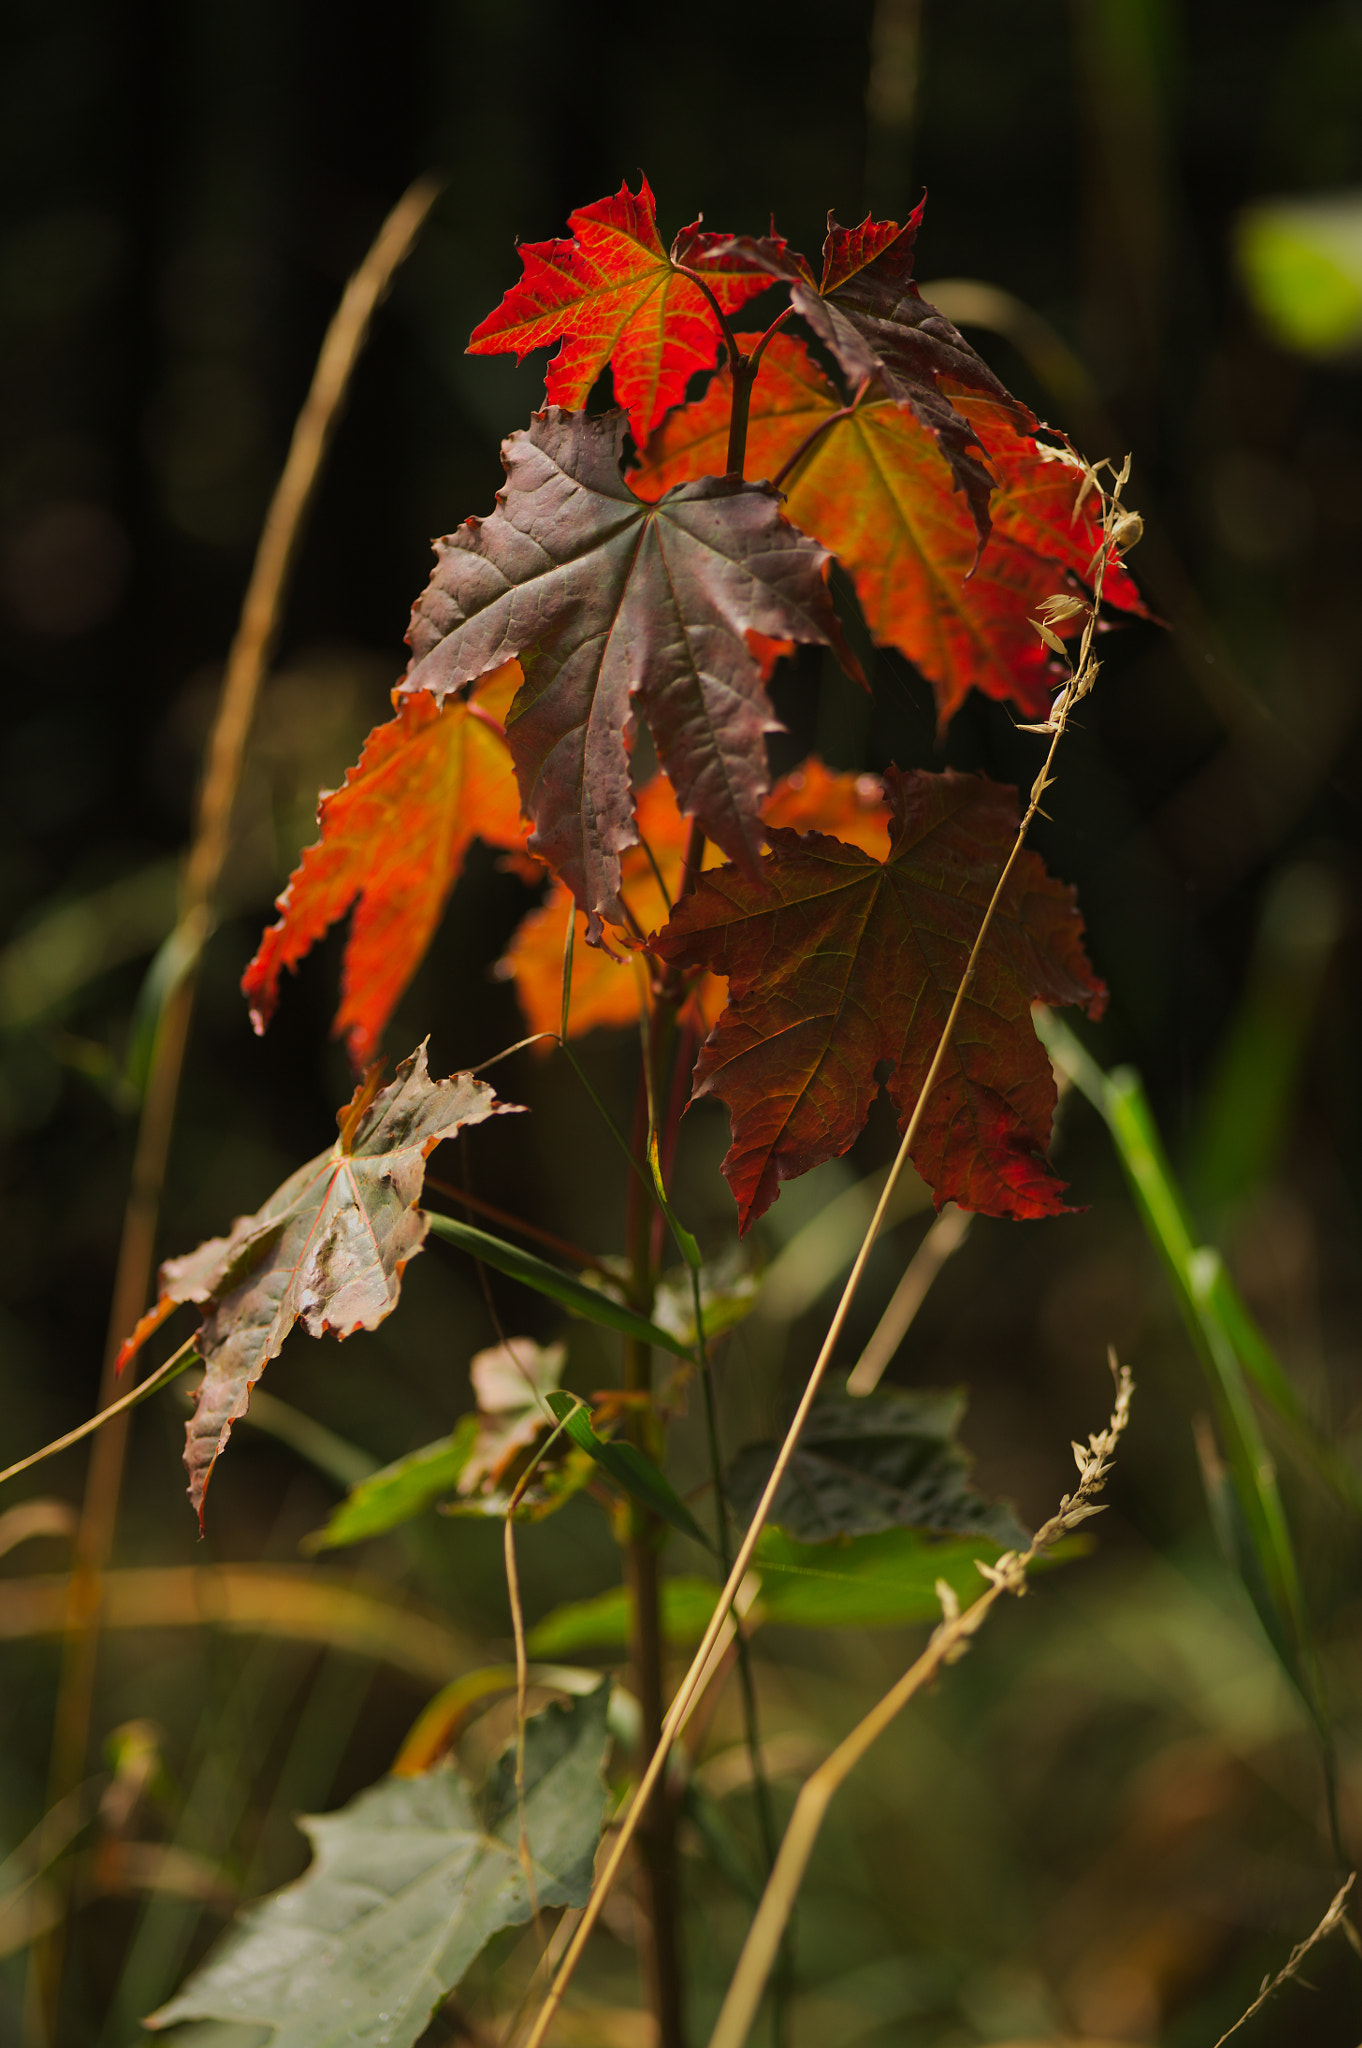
[
  {"xmin": 1036, "ymin": 592, "xmax": 1087, "ymax": 625},
  {"xmin": 1108, "ymin": 508, "xmax": 1143, "ymax": 554}
]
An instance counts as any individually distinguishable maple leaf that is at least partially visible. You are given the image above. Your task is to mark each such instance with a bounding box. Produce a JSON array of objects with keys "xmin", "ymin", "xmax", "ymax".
[
  {"xmin": 649, "ymin": 768, "xmax": 1106, "ymax": 1232},
  {"xmin": 243, "ymin": 663, "xmax": 525, "ymax": 1069},
  {"xmin": 702, "ymin": 198, "xmax": 1026, "ymax": 542},
  {"xmin": 400, "ymin": 407, "xmax": 860, "ymax": 943},
  {"xmin": 500, "ymin": 760, "xmax": 891, "ymax": 1042},
  {"xmin": 466, "ymin": 176, "xmax": 769, "ymax": 445},
  {"xmin": 116, "ymin": 1045, "xmax": 521, "ymax": 1521},
  {"xmin": 634, "ymin": 334, "xmax": 1147, "ymax": 725}
]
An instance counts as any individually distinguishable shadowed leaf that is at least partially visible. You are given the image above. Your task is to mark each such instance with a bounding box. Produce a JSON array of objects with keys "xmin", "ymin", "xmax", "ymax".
[
  {"xmin": 118, "ymin": 1046, "xmax": 519, "ymax": 1522},
  {"xmin": 725, "ymin": 1387, "xmax": 1028, "ymax": 1548},
  {"xmin": 149, "ymin": 1685, "xmax": 611, "ymax": 2048},
  {"xmin": 650, "ymin": 768, "xmax": 1106, "ymax": 1230},
  {"xmin": 424, "ymin": 1212, "xmax": 696, "ymax": 1360},
  {"xmin": 399, "ymin": 407, "xmax": 860, "ymax": 942}
]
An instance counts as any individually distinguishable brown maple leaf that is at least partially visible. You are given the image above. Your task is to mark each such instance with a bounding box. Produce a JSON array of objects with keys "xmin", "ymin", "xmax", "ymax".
[
  {"xmin": 117, "ymin": 1045, "xmax": 521, "ymax": 1521},
  {"xmin": 649, "ymin": 769, "xmax": 1106, "ymax": 1232},
  {"xmin": 633, "ymin": 334, "xmax": 1146, "ymax": 726},
  {"xmin": 499, "ymin": 760, "xmax": 892, "ymax": 1044},
  {"xmin": 400, "ymin": 407, "xmax": 861, "ymax": 944},
  {"xmin": 243, "ymin": 664, "xmax": 525, "ymax": 1069}
]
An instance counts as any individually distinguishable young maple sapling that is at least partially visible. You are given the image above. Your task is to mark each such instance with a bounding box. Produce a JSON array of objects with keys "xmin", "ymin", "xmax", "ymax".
[{"xmin": 120, "ymin": 176, "xmax": 1145, "ymax": 2048}]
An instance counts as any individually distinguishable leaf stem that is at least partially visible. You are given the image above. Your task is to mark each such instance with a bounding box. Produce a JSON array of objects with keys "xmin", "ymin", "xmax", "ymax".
[
  {"xmin": 770, "ymin": 376, "xmax": 872, "ymax": 493},
  {"xmin": 747, "ymin": 306, "xmax": 794, "ymax": 375}
]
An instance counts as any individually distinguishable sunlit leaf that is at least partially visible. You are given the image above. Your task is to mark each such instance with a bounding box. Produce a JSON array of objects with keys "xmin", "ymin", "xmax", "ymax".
[
  {"xmin": 243, "ymin": 664, "xmax": 525, "ymax": 1069},
  {"xmin": 117, "ymin": 1046, "xmax": 520, "ymax": 1521},
  {"xmin": 692, "ymin": 199, "xmax": 1030, "ymax": 541},
  {"xmin": 634, "ymin": 333, "xmax": 1147, "ymax": 726},
  {"xmin": 499, "ymin": 759, "xmax": 890, "ymax": 1043},
  {"xmin": 467, "ymin": 176, "xmax": 768, "ymax": 444}
]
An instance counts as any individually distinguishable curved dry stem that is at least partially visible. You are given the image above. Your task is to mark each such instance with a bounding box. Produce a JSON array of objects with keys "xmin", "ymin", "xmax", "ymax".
[
  {"xmin": 518, "ymin": 454, "xmax": 1141, "ymax": 2048},
  {"xmin": 706, "ymin": 1361, "xmax": 1134, "ymax": 2048},
  {"xmin": 0, "ymin": 1337, "xmax": 200, "ymax": 1491},
  {"xmin": 29, "ymin": 174, "xmax": 442, "ymax": 2044}
]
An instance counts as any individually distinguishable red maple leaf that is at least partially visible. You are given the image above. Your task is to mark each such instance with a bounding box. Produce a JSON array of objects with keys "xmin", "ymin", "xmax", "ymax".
[
  {"xmin": 400, "ymin": 408, "xmax": 860, "ymax": 944},
  {"xmin": 633, "ymin": 334, "xmax": 1146, "ymax": 726},
  {"xmin": 697, "ymin": 198, "xmax": 1027, "ymax": 543},
  {"xmin": 649, "ymin": 767, "xmax": 1106, "ymax": 1232},
  {"xmin": 243, "ymin": 663, "xmax": 525, "ymax": 1068},
  {"xmin": 466, "ymin": 176, "xmax": 770, "ymax": 445}
]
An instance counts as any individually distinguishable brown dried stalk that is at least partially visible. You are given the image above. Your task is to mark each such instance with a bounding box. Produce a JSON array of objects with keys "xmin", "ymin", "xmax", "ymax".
[
  {"xmin": 27, "ymin": 175, "xmax": 441, "ymax": 2044},
  {"xmin": 707, "ymin": 1359, "xmax": 1134, "ymax": 2048},
  {"xmin": 1211, "ymin": 1871, "xmax": 1356, "ymax": 2048},
  {"xmin": 520, "ymin": 456, "xmax": 1141, "ymax": 2048}
]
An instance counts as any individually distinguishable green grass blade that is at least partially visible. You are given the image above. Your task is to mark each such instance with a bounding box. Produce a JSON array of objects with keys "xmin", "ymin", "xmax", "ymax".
[
  {"xmin": 1036, "ymin": 1012, "xmax": 1336, "ymax": 1725},
  {"xmin": 425, "ymin": 1211, "xmax": 695, "ymax": 1361},
  {"xmin": 543, "ymin": 1391, "xmax": 715, "ymax": 1552}
]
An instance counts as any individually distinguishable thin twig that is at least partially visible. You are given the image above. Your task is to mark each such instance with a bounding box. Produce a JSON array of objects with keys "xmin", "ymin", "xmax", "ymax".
[
  {"xmin": 845, "ymin": 1204, "xmax": 972, "ymax": 1395},
  {"xmin": 28, "ymin": 174, "xmax": 441, "ymax": 2045},
  {"xmin": 518, "ymin": 449, "xmax": 1140, "ymax": 2048},
  {"xmin": 706, "ymin": 1361, "xmax": 1135, "ymax": 2048},
  {"xmin": 0, "ymin": 1337, "xmax": 201, "ymax": 1491},
  {"xmin": 1211, "ymin": 1872, "xmax": 1356, "ymax": 2048}
]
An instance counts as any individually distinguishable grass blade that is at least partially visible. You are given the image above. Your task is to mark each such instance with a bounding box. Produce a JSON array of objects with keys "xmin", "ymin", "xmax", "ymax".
[{"xmin": 426, "ymin": 1212, "xmax": 695, "ymax": 1361}]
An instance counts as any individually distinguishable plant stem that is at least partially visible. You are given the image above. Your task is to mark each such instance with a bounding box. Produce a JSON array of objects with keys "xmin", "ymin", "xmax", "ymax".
[
  {"xmin": 706, "ymin": 1368, "xmax": 1135, "ymax": 2048},
  {"xmin": 699, "ymin": 1366, "xmax": 791, "ymax": 2045},
  {"xmin": 726, "ymin": 356, "xmax": 758, "ymax": 477},
  {"xmin": 625, "ymin": 1063, "xmax": 686, "ymax": 2048},
  {"xmin": 519, "ymin": 459, "xmax": 1140, "ymax": 2048},
  {"xmin": 26, "ymin": 176, "xmax": 443, "ymax": 2048}
]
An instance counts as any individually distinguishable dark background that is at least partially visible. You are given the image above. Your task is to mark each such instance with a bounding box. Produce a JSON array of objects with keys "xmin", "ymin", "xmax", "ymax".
[{"xmin": 3, "ymin": 1, "xmax": 1362, "ymax": 2043}]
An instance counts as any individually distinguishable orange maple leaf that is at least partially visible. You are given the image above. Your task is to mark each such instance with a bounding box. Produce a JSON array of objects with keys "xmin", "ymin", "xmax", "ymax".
[
  {"xmin": 244, "ymin": 663, "xmax": 525, "ymax": 1068},
  {"xmin": 632, "ymin": 334, "xmax": 1146, "ymax": 727}
]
